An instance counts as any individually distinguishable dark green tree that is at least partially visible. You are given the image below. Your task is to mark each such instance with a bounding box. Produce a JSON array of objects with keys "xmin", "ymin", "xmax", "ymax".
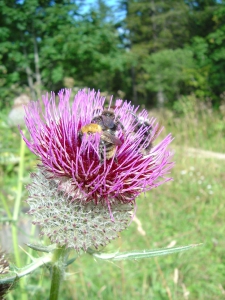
[
  {"xmin": 117, "ymin": 0, "xmax": 225, "ymax": 106},
  {"xmin": 190, "ymin": 5, "xmax": 225, "ymax": 104},
  {"xmin": 0, "ymin": 0, "xmax": 128, "ymax": 110},
  {"xmin": 0, "ymin": 0, "xmax": 80, "ymax": 107},
  {"xmin": 117, "ymin": 0, "xmax": 191, "ymax": 105}
]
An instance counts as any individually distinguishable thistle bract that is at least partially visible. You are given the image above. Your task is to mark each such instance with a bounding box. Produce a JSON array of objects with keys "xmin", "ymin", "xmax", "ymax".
[{"xmin": 21, "ymin": 89, "xmax": 173, "ymax": 251}]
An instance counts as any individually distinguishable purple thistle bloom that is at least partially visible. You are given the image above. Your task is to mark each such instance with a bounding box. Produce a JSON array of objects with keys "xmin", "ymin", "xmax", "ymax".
[{"xmin": 21, "ymin": 89, "xmax": 173, "ymax": 250}]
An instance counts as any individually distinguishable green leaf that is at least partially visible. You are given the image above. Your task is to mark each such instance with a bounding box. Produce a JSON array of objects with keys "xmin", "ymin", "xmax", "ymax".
[{"xmin": 90, "ymin": 244, "xmax": 202, "ymax": 261}]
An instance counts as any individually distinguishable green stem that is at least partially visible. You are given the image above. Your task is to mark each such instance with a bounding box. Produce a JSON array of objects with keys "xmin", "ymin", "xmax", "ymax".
[
  {"xmin": 49, "ymin": 247, "xmax": 70, "ymax": 300},
  {"xmin": 12, "ymin": 136, "xmax": 27, "ymax": 300},
  {"xmin": 13, "ymin": 135, "xmax": 26, "ymax": 221},
  {"xmin": 0, "ymin": 194, "xmax": 12, "ymax": 219}
]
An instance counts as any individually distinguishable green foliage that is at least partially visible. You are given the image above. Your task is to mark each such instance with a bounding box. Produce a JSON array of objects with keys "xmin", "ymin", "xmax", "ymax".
[
  {"xmin": 143, "ymin": 49, "xmax": 194, "ymax": 102},
  {"xmin": 114, "ymin": 0, "xmax": 225, "ymax": 105},
  {"xmin": 0, "ymin": 0, "xmax": 128, "ymax": 106},
  {"xmin": 126, "ymin": 0, "xmax": 190, "ymax": 52},
  {"xmin": 1, "ymin": 0, "xmax": 225, "ymax": 107}
]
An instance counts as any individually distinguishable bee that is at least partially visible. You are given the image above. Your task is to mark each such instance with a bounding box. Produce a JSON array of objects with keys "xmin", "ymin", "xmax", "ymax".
[
  {"xmin": 129, "ymin": 112, "xmax": 160, "ymax": 154},
  {"xmin": 79, "ymin": 110, "xmax": 123, "ymax": 162},
  {"xmin": 91, "ymin": 109, "xmax": 124, "ymax": 132}
]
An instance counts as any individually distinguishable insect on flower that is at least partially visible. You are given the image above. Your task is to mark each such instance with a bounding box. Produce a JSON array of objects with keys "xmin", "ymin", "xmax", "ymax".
[
  {"xmin": 79, "ymin": 109, "xmax": 123, "ymax": 162},
  {"xmin": 20, "ymin": 89, "xmax": 173, "ymax": 251},
  {"xmin": 129, "ymin": 111, "xmax": 162, "ymax": 155}
]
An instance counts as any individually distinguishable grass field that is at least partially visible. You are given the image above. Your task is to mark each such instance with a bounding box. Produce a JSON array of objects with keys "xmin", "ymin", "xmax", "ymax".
[{"xmin": 1, "ymin": 99, "xmax": 225, "ymax": 299}]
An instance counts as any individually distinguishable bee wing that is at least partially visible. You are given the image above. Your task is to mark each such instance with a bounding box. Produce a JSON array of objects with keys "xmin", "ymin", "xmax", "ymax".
[
  {"xmin": 101, "ymin": 132, "xmax": 122, "ymax": 146},
  {"xmin": 101, "ymin": 115, "xmax": 115, "ymax": 129},
  {"xmin": 151, "ymin": 124, "xmax": 162, "ymax": 142}
]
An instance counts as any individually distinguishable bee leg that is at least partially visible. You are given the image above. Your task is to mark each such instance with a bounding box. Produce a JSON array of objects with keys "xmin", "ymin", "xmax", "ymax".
[
  {"xmin": 99, "ymin": 141, "xmax": 105, "ymax": 164},
  {"xmin": 78, "ymin": 130, "xmax": 82, "ymax": 139}
]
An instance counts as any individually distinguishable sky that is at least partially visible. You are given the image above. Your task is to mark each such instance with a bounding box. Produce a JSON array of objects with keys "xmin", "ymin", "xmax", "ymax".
[
  {"xmin": 80, "ymin": 0, "xmax": 118, "ymax": 13},
  {"xmin": 79, "ymin": 0, "xmax": 124, "ymax": 21},
  {"xmin": 83, "ymin": 0, "xmax": 117, "ymax": 8}
]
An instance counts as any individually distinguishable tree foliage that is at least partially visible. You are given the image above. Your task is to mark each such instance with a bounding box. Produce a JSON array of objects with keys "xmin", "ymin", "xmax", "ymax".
[{"xmin": 0, "ymin": 0, "xmax": 225, "ymax": 109}]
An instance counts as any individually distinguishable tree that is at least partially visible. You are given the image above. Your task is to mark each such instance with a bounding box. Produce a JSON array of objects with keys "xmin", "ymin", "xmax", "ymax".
[
  {"xmin": 189, "ymin": 5, "xmax": 225, "ymax": 104},
  {"xmin": 0, "ymin": 0, "xmax": 80, "ymax": 107},
  {"xmin": 143, "ymin": 49, "xmax": 190, "ymax": 104},
  {"xmin": 0, "ymin": 0, "xmax": 129, "ymax": 110},
  {"xmin": 117, "ymin": 0, "xmax": 191, "ymax": 104},
  {"xmin": 117, "ymin": 0, "xmax": 225, "ymax": 106}
]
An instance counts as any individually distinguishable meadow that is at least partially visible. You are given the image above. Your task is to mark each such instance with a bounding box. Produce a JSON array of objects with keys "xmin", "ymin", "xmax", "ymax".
[{"xmin": 1, "ymin": 96, "xmax": 225, "ymax": 300}]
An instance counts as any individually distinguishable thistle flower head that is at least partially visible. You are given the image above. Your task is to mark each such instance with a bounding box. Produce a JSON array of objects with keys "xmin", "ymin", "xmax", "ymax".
[{"xmin": 21, "ymin": 89, "xmax": 173, "ymax": 251}]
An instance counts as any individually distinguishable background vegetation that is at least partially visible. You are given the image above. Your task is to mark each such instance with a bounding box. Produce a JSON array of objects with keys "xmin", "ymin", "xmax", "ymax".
[
  {"xmin": 1, "ymin": 0, "xmax": 225, "ymax": 108},
  {"xmin": 1, "ymin": 0, "xmax": 225, "ymax": 299}
]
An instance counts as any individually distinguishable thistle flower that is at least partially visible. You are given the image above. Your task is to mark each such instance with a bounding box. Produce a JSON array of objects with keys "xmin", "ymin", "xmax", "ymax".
[{"xmin": 21, "ymin": 89, "xmax": 173, "ymax": 251}]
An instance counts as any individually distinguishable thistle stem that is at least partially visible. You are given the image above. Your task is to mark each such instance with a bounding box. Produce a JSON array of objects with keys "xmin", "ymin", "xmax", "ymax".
[
  {"xmin": 12, "ymin": 135, "xmax": 26, "ymax": 268},
  {"xmin": 12, "ymin": 135, "xmax": 27, "ymax": 300},
  {"xmin": 49, "ymin": 247, "xmax": 70, "ymax": 300}
]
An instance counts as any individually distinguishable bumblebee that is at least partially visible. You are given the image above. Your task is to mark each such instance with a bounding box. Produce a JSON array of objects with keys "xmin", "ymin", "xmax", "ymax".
[
  {"xmin": 130, "ymin": 112, "xmax": 160, "ymax": 154},
  {"xmin": 79, "ymin": 110, "xmax": 123, "ymax": 162},
  {"xmin": 91, "ymin": 109, "xmax": 124, "ymax": 132}
]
